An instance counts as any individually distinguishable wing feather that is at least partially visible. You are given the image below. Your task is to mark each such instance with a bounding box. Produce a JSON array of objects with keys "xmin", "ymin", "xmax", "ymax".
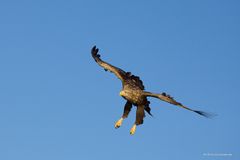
[
  {"xmin": 144, "ymin": 91, "xmax": 213, "ymax": 118},
  {"xmin": 91, "ymin": 46, "xmax": 126, "ymax": 81}
]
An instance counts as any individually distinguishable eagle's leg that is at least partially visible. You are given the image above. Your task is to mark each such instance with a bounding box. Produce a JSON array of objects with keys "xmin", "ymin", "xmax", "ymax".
[
  {"xmin": 115, "ymin": 101, "xmax": 132, "ymax": 129},
  {"xmin": 130, "ymin": 105, "xmax": 145, "ymax": 135}
]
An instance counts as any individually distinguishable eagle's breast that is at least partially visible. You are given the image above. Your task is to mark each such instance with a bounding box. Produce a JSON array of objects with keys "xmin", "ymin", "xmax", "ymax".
[{"xmin": 120, "ymin": 89, "xmax": 145, "ymax": 105}]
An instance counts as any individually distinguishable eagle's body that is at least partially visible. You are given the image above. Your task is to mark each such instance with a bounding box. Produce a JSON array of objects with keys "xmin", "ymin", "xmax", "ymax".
[
  {"xmin": 91, "ymin": 46, "xmax": 211, "ymax": 135},
  {"xmin": 120, "ymin": 81, "xmax": 146, "ymax": 105}
]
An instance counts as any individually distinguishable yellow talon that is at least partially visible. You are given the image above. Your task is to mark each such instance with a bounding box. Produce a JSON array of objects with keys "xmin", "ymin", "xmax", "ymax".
[
  {"xmin": 115, "ymin": 118, "xmax": 123, "ymax": 128},
  {"xmin": 130, "ymin": 124, "xmax": 136, "ymax": 135}
]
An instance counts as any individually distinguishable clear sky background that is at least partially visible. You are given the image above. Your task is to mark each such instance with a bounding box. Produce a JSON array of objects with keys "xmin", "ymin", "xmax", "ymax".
[{"xmin": 0, "ymin": 0, "xmax": 239, "ymax": 159}]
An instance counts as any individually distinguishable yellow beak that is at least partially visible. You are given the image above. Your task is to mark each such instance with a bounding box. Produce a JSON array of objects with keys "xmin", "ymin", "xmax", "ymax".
[{"xmin": 119, "ymin": 91, "xmax": 124, "ymax": 96}]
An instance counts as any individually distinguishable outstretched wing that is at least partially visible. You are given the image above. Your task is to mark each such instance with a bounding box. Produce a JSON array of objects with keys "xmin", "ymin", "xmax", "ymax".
[
  {"xmin": 91, "ymin": 46, "xmax": 126, "ymax": 82},
  {"xmin": 144, "ymin": 91, "xmax": 213, "ymax": 118}
]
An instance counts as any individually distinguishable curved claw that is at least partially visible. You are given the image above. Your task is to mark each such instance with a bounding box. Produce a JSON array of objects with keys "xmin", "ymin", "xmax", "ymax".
[
  {"xmin": 114, "ymin": 118, "xmax": 123, "ymax": 129},
  {"xmin": 130, "ymin": 124, "xmax": 136, "ymax": 135}
]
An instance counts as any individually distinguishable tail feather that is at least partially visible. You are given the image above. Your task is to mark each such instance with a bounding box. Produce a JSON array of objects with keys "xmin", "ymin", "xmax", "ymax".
[{"xmin": 144, "ymin": 106, "xmax": 153, "ymax": 116}]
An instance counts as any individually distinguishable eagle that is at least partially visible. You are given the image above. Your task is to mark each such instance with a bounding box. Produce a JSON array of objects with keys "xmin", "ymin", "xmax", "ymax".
[{"xmin": 91, "ymin": 46, "xmax": 212, "ymax": 135}]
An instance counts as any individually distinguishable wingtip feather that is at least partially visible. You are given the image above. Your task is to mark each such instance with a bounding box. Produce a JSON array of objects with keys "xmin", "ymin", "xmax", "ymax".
[
  {"xmin": 91, "ymin": 45, "xmax": 98, "ymax": 55},
  {"xmin": 194, "ymin": 110, "xmax": 216, "ymax": 118}
]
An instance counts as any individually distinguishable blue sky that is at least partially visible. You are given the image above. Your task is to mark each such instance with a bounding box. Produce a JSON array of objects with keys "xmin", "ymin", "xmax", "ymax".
[{"xmin": 0, "ymin": 0, "xmax": 239, "ymax": 159}]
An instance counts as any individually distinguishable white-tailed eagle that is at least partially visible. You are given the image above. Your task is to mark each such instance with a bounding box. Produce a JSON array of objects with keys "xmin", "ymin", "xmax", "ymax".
[{"xmin": 91, "ymin": 46, "xmax": 212, "ymax": 135}]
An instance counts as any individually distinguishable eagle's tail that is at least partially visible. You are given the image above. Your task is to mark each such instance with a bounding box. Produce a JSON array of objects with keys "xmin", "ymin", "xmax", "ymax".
[{"xmin": 144, "ymin": 91, "xmax": 214, "ymax": 118}]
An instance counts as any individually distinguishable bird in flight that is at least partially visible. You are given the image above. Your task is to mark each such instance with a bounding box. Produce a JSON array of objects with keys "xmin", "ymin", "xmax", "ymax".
[{"xmin": 91, "ymin": 46, "xmax": 212, "ymax": 135}]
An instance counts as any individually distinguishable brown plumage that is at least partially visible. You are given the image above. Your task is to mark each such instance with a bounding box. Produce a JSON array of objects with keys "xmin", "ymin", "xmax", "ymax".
[{"xmin": 91, "ymin": 46, "xmax": 212, "ymax": 135}]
